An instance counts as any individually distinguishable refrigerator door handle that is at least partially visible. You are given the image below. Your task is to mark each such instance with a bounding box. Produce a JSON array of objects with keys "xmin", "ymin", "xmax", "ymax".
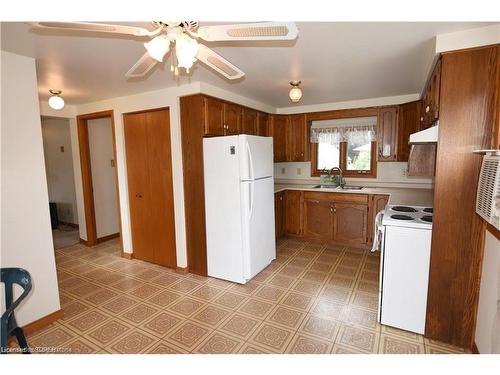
[
  {"xmin": 249, "ymin": 182, "xmax": 255, "ymax": 219},
  {"xmin": 246, "ymin": 141, "xmax": 255, "ymax": 181}
]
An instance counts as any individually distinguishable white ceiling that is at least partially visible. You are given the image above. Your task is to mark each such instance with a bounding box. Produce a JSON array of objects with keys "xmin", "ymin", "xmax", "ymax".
[{"xmin": 1, "ymin": 22, "xmax": 492, "ymax": 107}]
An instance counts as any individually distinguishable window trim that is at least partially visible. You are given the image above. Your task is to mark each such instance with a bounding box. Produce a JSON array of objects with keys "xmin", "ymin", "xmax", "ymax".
[{"xmin": 311, "ymin": 140, "xmax": 378, "ymax": 178}]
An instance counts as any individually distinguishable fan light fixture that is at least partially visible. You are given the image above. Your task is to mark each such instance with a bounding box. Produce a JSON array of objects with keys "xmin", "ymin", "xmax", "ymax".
[
  {"xmin": 289, "ymin": 81, "xmax": 302, "ymax": 103},
  {"xmin": 175, "ymin": 33, "xmax": 199, "ymax": 73},
  {"xmin": 144, "ymin": 35, "xmax": 170, "ymax": 62},
  {"xmin": 48, "ymin": 89, "xmax": 65, "ymax": 110}
]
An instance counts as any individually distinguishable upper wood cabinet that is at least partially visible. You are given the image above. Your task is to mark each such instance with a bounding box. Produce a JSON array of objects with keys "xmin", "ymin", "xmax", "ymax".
[
  {"xmin": 223, "ymin": 102, "xmax": 241, "ymax": 135},
  {"xmin": 421, "ymin": 58, "xmax": 441, "ymax": 129},
  {"xmin": 284, "ymin": 190, "xmax": 303, "ymax": 236},
  {"xmin": 257, "ymin": 112, "xmax": 269, "ymax": 136},
  {"xmin": 269, "ymin": 114, "xmax": 289, "ymax": 162},
  {"xmin": 397, "ymin": 100, "xmax": 421, "ymax": 162},
  {"xmin": 287, "ymin": 114, "xmax": 309, "ymax": 162},
  {"xmin": 242, "ymin": 107, "xmax": 258, "ymax": 135},
  {"xmin": 203, "ymin": 96, "xmax": 225, "ymax": 136},
  {"xmin": 377, "ymin": 106, "xmax": 398, "ymax": 162}
]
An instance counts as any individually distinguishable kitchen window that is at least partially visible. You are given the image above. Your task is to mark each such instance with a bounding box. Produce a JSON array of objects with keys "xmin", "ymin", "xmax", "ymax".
[{"xmin": 310, "ymin": 117, "xmax": 377, "ymax": 177}]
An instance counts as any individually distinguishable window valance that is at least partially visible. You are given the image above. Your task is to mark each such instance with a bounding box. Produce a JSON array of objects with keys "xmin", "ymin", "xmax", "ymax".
[{"xmin": 310, "ymin": 116, "xmax": 377, "ymax": 145}]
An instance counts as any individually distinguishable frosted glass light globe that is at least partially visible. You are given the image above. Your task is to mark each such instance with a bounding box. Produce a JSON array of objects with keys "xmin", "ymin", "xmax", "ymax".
[{"xmin": 48, "ymin": 95, "xmax": 65, "ymax": 110}]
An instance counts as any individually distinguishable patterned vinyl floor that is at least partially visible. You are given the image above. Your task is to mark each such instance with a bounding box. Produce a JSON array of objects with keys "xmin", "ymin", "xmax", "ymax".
[{"xmin": 12, "ymin": 237, "xmax": 467, "ymax": 354}]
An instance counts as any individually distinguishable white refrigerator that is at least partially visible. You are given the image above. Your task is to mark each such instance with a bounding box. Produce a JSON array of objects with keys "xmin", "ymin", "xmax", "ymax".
[{"xmin": 203, "ymin": 135, "xmax": 276, "ymax": 284}]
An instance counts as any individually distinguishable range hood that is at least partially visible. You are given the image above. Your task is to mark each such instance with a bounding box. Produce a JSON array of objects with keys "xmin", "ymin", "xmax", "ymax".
[{"xmin": 409, "ymin": 122, "xmax": 439, "ymax": 144}]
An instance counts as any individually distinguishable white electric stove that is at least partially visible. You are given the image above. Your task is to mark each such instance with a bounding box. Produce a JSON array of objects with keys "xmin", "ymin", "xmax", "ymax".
[{"xmin": 377, "ymin": 204, "xmax": 433, "ymax": 334}]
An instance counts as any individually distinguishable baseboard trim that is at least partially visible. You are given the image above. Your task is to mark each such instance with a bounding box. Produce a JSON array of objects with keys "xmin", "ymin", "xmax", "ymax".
[
  {"xmin": 7, "ymin": 309, "xmax": 64, "ymax": 346},
  {"xmin": 176, "ymin": 266, "xmax": 189, "ymax": 274},
  {"xmin": 97, "ymin": 233, "xmax": 120, "ymax": 244},
  {"xmin": 79, "ymin": 238, "xmax": 89, "ymax": 246},
  {"xmin": 121, "ymin": 251, "xmax": 133, "ymax": 260},
  {"xmin": 472, "ymin": 342, "xmax": 480, "ymax": 354}
]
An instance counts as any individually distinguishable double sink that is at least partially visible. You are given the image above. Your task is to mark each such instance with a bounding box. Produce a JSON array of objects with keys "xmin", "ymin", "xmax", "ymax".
[{"xmin": 312, "ymin": 184, "xmax": 364, "ymax": 191}]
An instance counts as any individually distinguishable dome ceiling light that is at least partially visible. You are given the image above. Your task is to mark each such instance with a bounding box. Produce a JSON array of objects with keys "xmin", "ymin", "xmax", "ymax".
[
  {"xmin": 48, "ymin": 89, "xmax": 65, "ymax": 110},
  {"xmin": 289, "ymin": 80, "xmax": 303, "ymax": 103}
]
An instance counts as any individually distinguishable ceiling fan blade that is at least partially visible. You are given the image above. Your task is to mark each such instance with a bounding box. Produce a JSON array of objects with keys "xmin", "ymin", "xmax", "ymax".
[
  {"xmin": 28, "ymin": 22, "xmax": 152, "ymax": 37},
  {"xmin": 196, "ymin": 45, "xmax": 244, "ymax": 80},
  {"xmin": 125, "ymin": 52, "xmax": 158, "ymax": 78},
  {"xmin": 197, "ymin": 22, "xmax": 298, "ymax": 42}
]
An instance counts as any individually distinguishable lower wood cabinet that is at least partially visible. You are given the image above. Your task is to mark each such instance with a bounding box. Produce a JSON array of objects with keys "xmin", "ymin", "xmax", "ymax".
[
  {"xmin": 303, "ymin": 198, "xmax": 334, "ymax": 239},
  {"xmin": 274, "ymin": 191, "xmax": 285, "ymax": 239},
  {"xmin": 333, "ymin": 202, "xmax": 368, "ymax": 246},
  {"xmin": 284, "ymin": 190, "xmax": 303, "ymax": 236}
]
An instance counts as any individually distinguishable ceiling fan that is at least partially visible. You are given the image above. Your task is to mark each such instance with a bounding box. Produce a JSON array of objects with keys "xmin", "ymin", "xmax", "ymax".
[{"xmin": 28, "ymin": 21, "xmax": 298, "ymax": 80}]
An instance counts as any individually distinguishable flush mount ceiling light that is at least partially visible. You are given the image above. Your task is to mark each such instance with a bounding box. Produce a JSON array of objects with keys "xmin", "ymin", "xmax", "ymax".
[
  {"xmin": 289, "ymin": 80, "xmax": 302, "ymax": 103},
  {"xmin": 48, "ymin": 89, "xmax": 65, "ymax": 110}
]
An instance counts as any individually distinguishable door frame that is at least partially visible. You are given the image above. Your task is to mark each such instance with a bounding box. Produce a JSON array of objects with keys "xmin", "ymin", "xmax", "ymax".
[{"xmin": 76, "ymin": 110, "xmax": 123, "ymax": 250}]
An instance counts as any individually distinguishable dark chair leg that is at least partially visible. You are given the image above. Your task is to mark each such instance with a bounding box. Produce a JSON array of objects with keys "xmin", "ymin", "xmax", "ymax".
[{"xmin": 13, "ymin": 327, "xmax": 30, "ymax": 354}]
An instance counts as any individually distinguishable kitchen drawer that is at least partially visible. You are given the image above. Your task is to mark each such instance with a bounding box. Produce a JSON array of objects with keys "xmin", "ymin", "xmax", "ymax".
[{"xmin": 303, "ymin": 191, "xmax": 368, "ymax": 204}]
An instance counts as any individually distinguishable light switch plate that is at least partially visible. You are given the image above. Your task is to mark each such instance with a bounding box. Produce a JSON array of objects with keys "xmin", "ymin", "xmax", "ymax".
[{"xmin": 281, "ymin": 168, "xmax": 286, "ymax": 174}]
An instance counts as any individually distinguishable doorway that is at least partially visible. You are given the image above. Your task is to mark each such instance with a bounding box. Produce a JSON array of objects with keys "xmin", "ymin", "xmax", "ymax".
[
  {"xmin": 41, "ymin": 116, "xmax": 80, "ymax": 249},
  {"xmin": 77, "ymin": 110, "xmax": 122, "ymax": 248},
  {"xmin": 123, "ymin": 107, "xmax": 177, "ymax": 268}
]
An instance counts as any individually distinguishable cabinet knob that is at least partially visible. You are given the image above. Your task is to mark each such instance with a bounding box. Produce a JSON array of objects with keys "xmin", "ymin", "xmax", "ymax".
[
  {"xmin": 135, "ymin": 193, "xmax": 142, "ymax": 198},
  {"xmin": 425, "ymin": 105, "xmax": 430, "ymax": 113}
]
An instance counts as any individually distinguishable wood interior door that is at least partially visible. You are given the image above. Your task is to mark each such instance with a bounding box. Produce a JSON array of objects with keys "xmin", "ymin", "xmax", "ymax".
[
  {"xmin": 124, "ymin": 108, "xmax": 177, "ymax": 268},
  {"xmin": 304, "ymin": 198, "xmax": 334, "ymax": 240}
]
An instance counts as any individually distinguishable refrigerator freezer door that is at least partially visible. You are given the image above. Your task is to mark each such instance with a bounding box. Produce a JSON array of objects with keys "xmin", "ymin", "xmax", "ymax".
[
  {"xmin": 241, "ymin": 177, "xmax": 276, "ymax": 280},
  {"xmin": 380, "ymin": 225, "xmax": 431, "ymax": 334},
  {"xmin": 239, "ymin": 135, "xmax": 273, "ymax": 181},
  {"xmin": 203, "ymin": 136, "xmax": 245, "ymax": 283}
]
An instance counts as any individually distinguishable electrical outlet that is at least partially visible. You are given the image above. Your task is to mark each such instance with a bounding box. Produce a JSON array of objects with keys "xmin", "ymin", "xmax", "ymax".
[
  {"xmin": 297, "ymin": 168, "xmax": 302, "ymax": 175},
  {"xmin": 281, "ymin": 167, "xmax": 286, "ymax": 174},
  {"xmin": 401, "ymin": 168, "xmax": 407, "ymax": 177}
]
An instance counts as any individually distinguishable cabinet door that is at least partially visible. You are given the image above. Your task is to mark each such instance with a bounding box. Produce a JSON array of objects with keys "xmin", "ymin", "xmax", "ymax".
[
  {"xmin": 284, "ymin": 190, "xmax": 303, "ymax": 236},
  {"xmin": 377, "ymin": 106, "xmax": 398, "ymax": 161},
  {"xmin": 367, "ymin": 194, "xmax": 389, "ymax": 245},
  {"xmin": 287, "ymin": 113, "xmax": 308, "ymax": 161},
  {"xmin": 397, "ymin": 101, "xmax": 420, "ymax": 162},
  {"xmin": 274, "ymin": 192, "xmax": 284, "ymax": 240},
  {"xmin": 304, "ymin": 198, "xmax": 334, "ymax": 240},
  {"xmin": 242, "ymin": 108, "xmax": 258, "ymax": 135},
  {"xmin": 333, "ymin": 203, "xmax": 368, "ymax": 246},
  {"xmin": 257, "ymin": 112, "xmax": 269, "ymax": 136},
  {"xmin": 269, "ymin": 115, "xmax": 288, "ymax": 162},
  {"xmin": 421, "ymin": 58, "xmax": 441, "ymax": 129},
  {"xmin": 203, "ymin": 96, "xmax": 224, "ymax": 136},
  {"xmin": 223, "ymin": 102, "xmax": 241, "ymax": 135}
]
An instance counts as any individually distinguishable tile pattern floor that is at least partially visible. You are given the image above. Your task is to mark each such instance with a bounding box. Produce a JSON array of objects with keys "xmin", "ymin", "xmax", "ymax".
[{"xmin": 15, "ymin": 237, "xmax": 467, "ymax": 354}]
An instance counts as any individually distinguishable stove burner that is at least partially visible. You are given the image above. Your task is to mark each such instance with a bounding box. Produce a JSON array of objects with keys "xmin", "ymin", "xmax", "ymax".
[
  {"xmin": 423, "ymin": 208, "xmax": 433, "ymax": 213},
  {"xmin": 421, "ymin": 215, "xmax": 433, "ymax": 223},
  {"xmin": 392, "ymin": 206, "xmax": 418, "ymax": 213},
  {"xmin": 391, "ymin": 214, "xmax": 414, "ymax": 220}
]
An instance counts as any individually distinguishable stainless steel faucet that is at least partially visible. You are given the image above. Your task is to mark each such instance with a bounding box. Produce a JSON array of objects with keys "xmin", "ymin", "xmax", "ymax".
[{"xmin": 330, "ymin": 167, "xmax": 344, "ymax": 187}]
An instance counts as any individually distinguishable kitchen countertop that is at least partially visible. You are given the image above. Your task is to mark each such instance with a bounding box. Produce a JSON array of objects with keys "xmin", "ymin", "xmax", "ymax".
[{"xmin": 274, "ymin": 183, "xmax": 434, "ymax": 207}]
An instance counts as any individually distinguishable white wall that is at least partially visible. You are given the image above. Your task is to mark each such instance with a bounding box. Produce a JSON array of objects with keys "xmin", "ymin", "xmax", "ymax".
[
  {"xmin": 274, "ymin": 161, "xmax": 433, "ymax": 189},
  {"xmin": 41, "ymin": 117, "xmax": 79, "ymax": 224},
  {"xmin": 87, "ymin": 117, "xmax": 119, "ymax": 237},
  {"xmin": 475, "ymin": 230, "xmax": 500, "ymax": 354},
  {"xmin": 1, "ymin": 51, "xmax": 61, "ymax": 325}
]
